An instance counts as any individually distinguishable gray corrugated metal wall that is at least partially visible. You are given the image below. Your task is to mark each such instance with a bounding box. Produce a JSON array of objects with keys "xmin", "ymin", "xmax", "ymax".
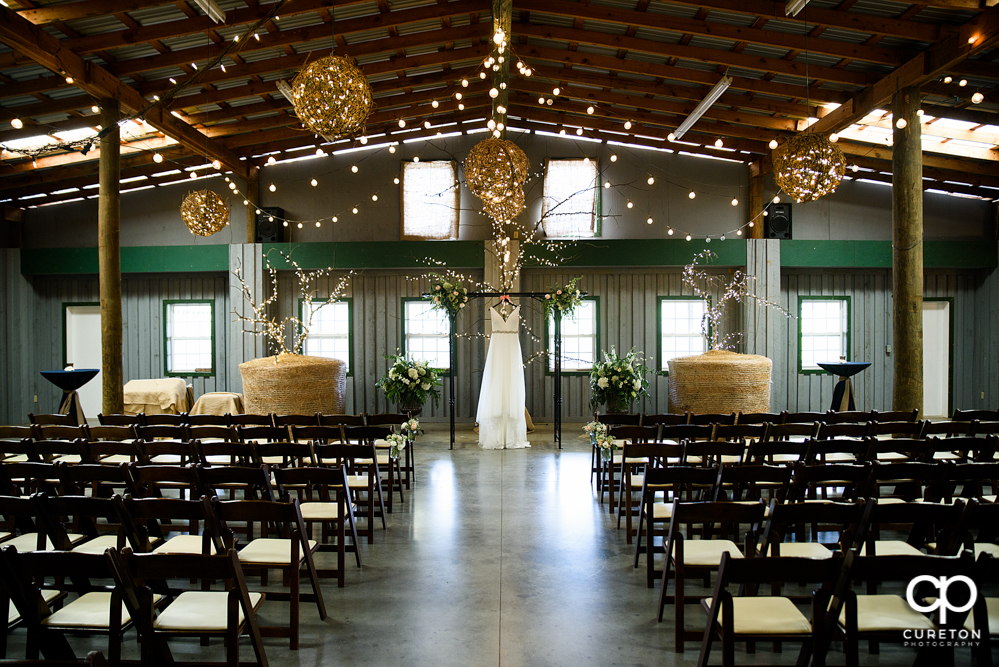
[
  {"xmin": 5, "ymin": 266, "xmax": 231, "ymax": 420},
  {"xmin": 779, "ymin": 268, "xmax": 998, "ymax": 414},
  {"xmin": 274, "ymin": 270, "xmax": 486, "ymax": 420},
  {"xmin": 520, "ymin": 268, "xmax": 741, "ymax": 420}
]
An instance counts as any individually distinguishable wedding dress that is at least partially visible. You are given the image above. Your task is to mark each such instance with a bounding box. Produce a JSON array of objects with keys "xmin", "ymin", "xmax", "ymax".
[{"xmin": 477, "ymin": 305, "xmax": 530, "ymax": 450}]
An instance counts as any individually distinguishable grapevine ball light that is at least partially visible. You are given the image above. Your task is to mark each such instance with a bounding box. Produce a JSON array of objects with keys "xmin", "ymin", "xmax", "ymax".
[
  {"xmin": 181, "ymin": 190, "xmax": 229, "ymax": 236},
  {"xmin": 773, "ymin": 133, "xmax": 847, "ymax": 203},
  {"xmin": 290, "ymin": 55, "xmax": 373, "ymax": 140},
  {"xmin": 483, "ymin": 187, "xmax": 526, "ymax": 222},
  {"xmin": 464, "ymin": 137, "xmax": 530, "ymax": 204}
]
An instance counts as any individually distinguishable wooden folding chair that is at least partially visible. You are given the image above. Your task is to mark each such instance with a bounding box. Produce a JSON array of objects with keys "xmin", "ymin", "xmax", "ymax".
[
  {"xmin": 227, "ymin": 414, "xmax": 273, "ymax": 427},
  {"xmin": 186, "ymin": 414, "xmax": 229, "ymax": 426},
  {"xmin": 107, "ymin": 547, "xmax": 267, "ymax": 667},
  {"xmin": 734, "ymin": 412, "xmax": 782, "ymax": 426},
  {"xmin": 0, "ymin": 547, "xmax": 140, "ymax": 666},
  {"xmin": 209, "ymin": 496, "xmax": 327, "ymax": 650},
  {"xmin": 28, "ymin": 413, "xmax": 76, "ymax": 427},
  {"xmin": 698, "ymin": 553, "xmax": 845, "ymax": 667},
  {"xmin": 658, "ymin": 500, "xmax": 767, "ymax": 653},
  {"xmin": 115, "ymin": 495, "xmax": 218, "ymax": 556},
  {"xmin": 96, "ymin": 415, "xmax": 140, "ymax": 427},
  {"xmin": 272, "ymin": 465, "xmax": 360, "ymax": 587},
  {"xmin": 344, "ymin": 426, "xmax": 402, "ymax": 511},
  {"xmin": 602, "ymin": 425, "xmax": 656, "ymax": 513},
  {"xmin": 313, "ymin": 442, "xmax": 386, "ymax": 544},
  {"xmin": 687, "ymin": 412, "xmax": 736, "ymax": 426},
  {"xmin": 36, "ymin": 495, "xmax": 125, "ymax": 555},
  {"xmin": 365, "ymin": 413, "xmax": 413, "ymax": 488},
  {"xmin": 617, "ymin": 441, "xmax": 683, "ymax": 544}
]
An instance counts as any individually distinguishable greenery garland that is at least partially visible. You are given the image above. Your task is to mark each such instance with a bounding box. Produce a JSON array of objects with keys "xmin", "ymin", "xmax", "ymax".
[
  {"xmin": 428, "ymin": 273, "xmax": 469, "ymax": 316},
  {"xmin": 542, "ymin": 278, "xmax": 583, "ymax": 319}
]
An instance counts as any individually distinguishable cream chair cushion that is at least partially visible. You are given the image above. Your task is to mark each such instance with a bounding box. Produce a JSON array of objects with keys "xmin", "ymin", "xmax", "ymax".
[
  {"xmin": 239, "ymin": 538, "xmax": 318, "ymax": 565},
  {"xmin": 975, "ymin": 543, "xmax": 999, "ymax": 559},
  {"xmin": 301, "ymin": 502, "xmax": 340, "ymax": 520},
  {"xmin": 6, "ymin": 532, "xmax": 85, "ymax": 552},
  {"xmin": 71, "ymin": 534, "xmax": 120, "ymax": 555},
  {"xmin": 839, "ymin": 594, "xmax": 935, "ymax": 632},
  {"xmin": 652, "ymin": 502, "xmax": 672, "ymax": 520},
  {"xmin": 153, "ymin": 535, "xmax": 217, "ymax": 555},
  {"xmin": 674, "ymin": 540, "xmax": 743, "ymax": 567},
  {"xmin": 773, "ymin": 542, "xmax": 833, "ymax": 559},
  {"xmin": 704, "ymin": 596, "xmax": 812, "ymax": 635},
  {"xmin": 154, "ymin": 591, "xmax": 263, "ymax": 632},
  {"xmin": 8, "ymin": 589, "xmax": 61, "ymax": 624},
  {"xmin": 859, "ymin": 541, "xmax": 923, "ymax": 556},
  {"xmin": 41, "ymin": 591, "xmax": 159, "ymax": 629}
]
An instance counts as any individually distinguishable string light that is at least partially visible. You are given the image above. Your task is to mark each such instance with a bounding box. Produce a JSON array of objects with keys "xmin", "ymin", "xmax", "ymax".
[
  {"xmin": 714, "ymin": 138, "xmax": 723, "ymax": 148},
  {"xmin": 731, "ymin": 198, "xmax": 739, "ymax": 206},
  {"xmin": 688, "ymin": 191, "xmax": 695, "ymax": 199},
  {"xmin": 610, "ymin": 155, "xmax": 617, "ymax": 162},
  {"xmin": 311, "ymin": 179, "xmax": 318, "ymax": 187},
  {"xmin": 269, "ymin": 184, "xmax": 276, "ymax": 192},
  {"xmin": 647, "ymin": 176, "xmax": 655, "ymax": 185},
  {"xmin": 972, "ymin": 92, "xmax": 984, "ymax": 104},
  {"xmin": 769, "ymin": 138, "xmax": 778, "ymax": 150},
  {"xmin": 624, "ymin": 121, "xmax": 632, "ymax": 130},
  {"xmin": 153, "ymin": 153, "xmax": 163, "ymax": 163},
  {"xmin": 896, "ymin": 118, "xmax": 907, "ymax": 129},
  {"xmin": 10, "ymin": 118, "xmax": 22, "ymax": 129},
  {"xmin": 351, "ymin": 165, "xmax": 359, "ymax": 173}
]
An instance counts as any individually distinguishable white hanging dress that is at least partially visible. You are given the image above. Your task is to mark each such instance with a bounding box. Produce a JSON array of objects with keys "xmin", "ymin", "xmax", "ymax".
[{"xmin": 477, "ymin": 305, "xmax": 530, "ymax": 450}]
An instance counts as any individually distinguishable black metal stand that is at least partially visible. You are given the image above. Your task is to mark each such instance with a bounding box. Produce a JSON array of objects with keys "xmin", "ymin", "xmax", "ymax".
[{"xmin": 426, "ymin": 291, "xmax": 586, "ymax": 450}]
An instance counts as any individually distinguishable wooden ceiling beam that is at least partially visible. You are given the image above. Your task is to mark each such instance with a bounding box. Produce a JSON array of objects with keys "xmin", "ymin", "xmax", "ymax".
[
  {"xmin": 521, "ymin": 44, "xmax": 851, "ymax": 106},
  {"xmin": 515, "ymin": 0, "xmax": 903, "ymax": 66},
  {"xmin": 63, "ymin": 0, "xmax": 362, "ymax": 55},
  {"xmin": 133, "ymin": 42, "xmax": 492, "ymax": 98},
  {"xmin": 810, "ymin": 3, "xmax": 999, "ymax": 135},
  {"xmin": 920, "ymin": 102, "xmax": 999, "ymax": 126},
  {"xmin": 17, "ymin": 0, "xmax": 175, "ymax": 26},
  {"xmin": 526, "ymin": 63, "xmax": 824, "ymax": 119},
  {"xmin": 0, "ymin": 134, "xmax": 179, "ymax": 176},
  {"xmin": 516, "ymin": 23, "xmax": 877, "ymax": 87},
  {"xmin": 0, "ymin": 114, "xmax": 98, "ymax": 142},
  {"xmin": 840, "ymin": 168, "xmax": 996, "ymax": 201},
  {"xmin": 515, "ymin": 79, "xmax": 798, "ymax": 133},
  {"xmin": 0, "ymin": 6, "xmax": 254, "ymax": 180},
  {"xmin": 107, "ymin": 0, "xmax": 488, "ymax": 78},
  {"xmin": 653, "ymin": 0, "xmax": 941, "ymax": 42}
]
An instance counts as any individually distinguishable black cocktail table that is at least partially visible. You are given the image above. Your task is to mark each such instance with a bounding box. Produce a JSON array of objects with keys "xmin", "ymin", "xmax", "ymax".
[
  {"xmin": 40, "ymin": 369, "xmax": 99, "ymax": 424},
  {"xmin": 816, "ymin": 362, "xmax": 871, "ymax": 412}
]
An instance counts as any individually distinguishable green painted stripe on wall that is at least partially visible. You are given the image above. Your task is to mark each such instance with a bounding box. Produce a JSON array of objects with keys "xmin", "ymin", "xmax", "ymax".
[
  {"xmin": 780, "ymin": 240, "xmax": 997, "ymax": 268},
  {"xmin": 522, "ymin": 239, "xmax": 748, "ymax": 267},
  {"xmin": 21, "ymin": 245, "xmax": 229, "ymax": 275},
  {"xmin": 260, "ymin": 241, "xmax": 485, "ymax": 269}
]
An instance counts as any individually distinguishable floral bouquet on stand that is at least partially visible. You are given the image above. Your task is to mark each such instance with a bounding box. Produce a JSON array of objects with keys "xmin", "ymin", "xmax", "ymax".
[
  {"xmin": 543, "ymin": 278, "xmax": 583, "ymax": 318},
  {"xmin": 589, "ymin": 347, "xmax": 650, "ymax": 412},
  {"xmin": 429, "ymin": 273, "xmax": 469, "ymax": 315},
  {"xmin": 385, "ymin": 433, "xmax": 407, "ymax": 460},
  {"xmin": 376, "ymin": 354, "xmax": 442, "ymax": 411},
  {"xmin": 595, "ymin": 433, "xmax": 618, "ymax": 462},
  {"xmin": 583, "ymin": 420, "xmax": 607, "ymax": 445}
]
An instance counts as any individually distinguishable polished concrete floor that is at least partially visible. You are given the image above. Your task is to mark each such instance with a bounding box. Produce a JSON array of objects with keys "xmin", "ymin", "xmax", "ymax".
[{"xmin": 9, "ymin": 424, "xmax": 990, "ymax": 666}]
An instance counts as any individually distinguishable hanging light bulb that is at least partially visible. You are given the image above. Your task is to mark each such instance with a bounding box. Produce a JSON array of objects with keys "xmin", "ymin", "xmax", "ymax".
[
  {"xmin": 311, "ymin": 178, "xmax": 318, "ymax": 187},
  {"xmin": 610, "ymin": 155, "xmax": 617, "ymax": 162},
  {"xmin": 769, "ymin": 138, "xmax": 778, "ymax": 150},
  {"xmin": 538, "ymin": 97, "xmax": 545, "ymax": 105},
  {"xmin": 943, "ymin": 76, "xmax": 952, "ymax": 84},
  {"xmin": 685, "ymin": 234, "xmax": 692, "ymax": 241},
  {"xmin": 714, "ymin": 138, "xmax": 723, "ymax": 148},
  {"xmin": 646, "ymin": 217, "xmax": 653, "ymax": 225},
  {"xmin": 389, "ymin": 145, "xmax": 396, "ymax": 153},
  {"xmin": 455, "ymin": 92, "xmax": 463, "ymax": 101},
  {"xmin": 895, "ymin": 118, "xmax": 907, "ymax": 129},
  {"xmin": 731, "ymin": 198, "xmax": 739, "ymax": 206},
  {"xmin": 316, "ymin": 221, "xmax": 321, "ymax": 227},
  {"xmin": 458, "ymin": 103, "xmax": 465, "ymax": 110},
  {"xmin": 772, "ymin": 195, "xmax": 780, "ymax": 203},
  {"xmin": 546, "ymin": 99, "xmax": 553, "ymax": 106},
  {"xmin": 269, "ymin": 183, "xmax": 276, "ymax": 192},
  {"xmin": 667, "ymin": 132, "xmax": 675, "ymax": 142},
  {"xmin": 647, "ymin": 176, "xmax": 655, "ymax": 185},
  {"xmin": 959, "ymin": 79, "xmax": 968, "ymax": 87},
  {"xmin": 424, "ymin": 121, "xmax": 431, "ymax": 129},
  {"xmin": 688, "ymin": 191, "xmax": 696, "ymax": 199},
  {"xmin": 297, "ymin": 222, "xmax": 303, "ymax": 228},
  {"xmin": 352, "ymin": 207, "xmax": 358, "ymax": 214},
  {"xmin": 586, "ymin": 106, "xmax": 594, "ymax": 115},
  {"xmin": 360, "ymin": 136, "xmax": 368, "ymax": 144},
  {"xmin": 479, "ymin": 72, "xmax": 487, "ymax": 80},
  {"xmin": 267, "ymin": 156, "xmax": 276, "ymax": 165},
  {"xmin": 212, "ymin": 159, "xmax": 221, "ymax": 169},
  {"xmin": 705, "ymin": 236, "xmax": 711, "ymax": 243},
  {"xmin": 394, "ymin": 177, "xmax": 400, "ymax": 184},
  {"xmin": 398, "ymin": 119, "xmax": 406, "ymax": 128},
  {"xmin": 283, "ymin": 221, "xmax": 288, "ymax": 227},
  {"xmin": 153, "ymin": 153, "xmax": 163, "ymax": 163},
  {"xmin": 624, "ymin": 120, "xmax": 632, "ymax": 130},
  {"xmin": 829, "ymin": 133, "xmax": 839, "ymax": 142},
  {"xmin": 413, "ymin": 156, "xmax": 419, "ymax": 162},
  {"xmin": 351, "ymin": 165, "xmax": 358, "ymax": 173},
  {"xmin": 626, "ymin": 201, "xmax": 633, "ymax": 209},
  {"xmin": 489, "ymin": 88, "xmax": 499, "ymax": 98},
  {"xmin": 461, "ymin": 79, "xmax": 469, "ymax": 87},
  {"xmin": 372, "ymin": 194, "xmax": 378, "ymax": 201},
  {"xmin": 972, "ymin": 92, "xmax": 984, "ymax": 104},
  {"xmin": 552, "ymin": 87, "xmax": 560, "ymax": 96},
  {"xmin": 604, "ymin": 181, "xmax": 611, "ymax": 188},
  {"xmin": 668, "ymin": 228, "xmax": 674, "ymax": 236},
  {"xmin": 10, "ymin": 118, "xmax": 22, "ymax": 129}
]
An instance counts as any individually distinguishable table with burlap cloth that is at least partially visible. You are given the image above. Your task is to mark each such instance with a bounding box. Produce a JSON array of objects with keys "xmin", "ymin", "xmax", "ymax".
[
  {"xmin": 123, "ymin": 378, "xmax": 191, "ymax": 415},
  {"xmin": 191, "ymin": 392, "xmax": 245, "ymax": 416}
]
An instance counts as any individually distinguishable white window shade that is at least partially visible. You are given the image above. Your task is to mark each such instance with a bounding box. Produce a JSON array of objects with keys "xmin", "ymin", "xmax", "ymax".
[
  {"xmin": 402, "ymin": 160, "xmax": 459, "ymax": 240},
  {"xmin": 542, "ymin": 159, "xmax": 598, "ymax": 238}
]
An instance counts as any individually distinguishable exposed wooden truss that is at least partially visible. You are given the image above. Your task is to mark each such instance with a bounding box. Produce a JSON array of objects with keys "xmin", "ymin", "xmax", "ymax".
[{"xmin": 0, "ymin": 0, "xmax": 995, "ymax": 209}]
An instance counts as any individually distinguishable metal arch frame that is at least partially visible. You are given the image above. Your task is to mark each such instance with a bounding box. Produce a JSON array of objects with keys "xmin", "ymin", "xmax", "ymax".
[{"xmin": 423, "ymin": 291, "xmax": 587, "ymax": 450}]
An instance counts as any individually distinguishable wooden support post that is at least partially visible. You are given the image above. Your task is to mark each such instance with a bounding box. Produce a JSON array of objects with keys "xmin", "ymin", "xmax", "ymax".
[
  {"xmin": 891, "ymin": 85, "xmax": 923, "ymax": 416},
  {"xmin": 245, "ymin": 179, "xmax": 259, "ymax": 244},
  {"xmin": 98, "ymin": 98, "xmax": 123, "ymax": 415},
  {"xmin": 749, "ymin": 173, "xmax": 764, "ymax": 239}
]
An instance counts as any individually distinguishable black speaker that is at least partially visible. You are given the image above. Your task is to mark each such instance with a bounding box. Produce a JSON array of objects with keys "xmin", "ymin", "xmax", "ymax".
[
  {"xmin": 765, "ymin": 203, "xmax": 792, "ymax": 239},
  {"xmin": 255, "ymin": 207, "xmax": 284, "ymax": 243}
]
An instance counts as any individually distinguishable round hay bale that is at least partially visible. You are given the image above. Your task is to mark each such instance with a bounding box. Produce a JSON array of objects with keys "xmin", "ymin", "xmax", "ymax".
[
  {"xmin": 667, "ymin": 350, "xmax": 772, "ymax": 415},
  {"xmin": 239, "ymin": 354, "xmax": 346, "ymax": 415}
]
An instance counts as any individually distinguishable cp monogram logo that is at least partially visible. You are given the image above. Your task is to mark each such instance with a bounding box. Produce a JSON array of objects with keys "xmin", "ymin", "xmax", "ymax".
[{"xmin": 906, "ymin": 575, "xmax": 978, "ymax": 625}]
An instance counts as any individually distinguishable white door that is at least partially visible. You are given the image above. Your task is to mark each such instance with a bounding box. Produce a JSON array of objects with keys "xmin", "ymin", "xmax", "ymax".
[
  {"xmin": 65, "ymin": 305, "xmax": 103, "ymax": 420},
  {"xmin": 922, "ymin": 300, "xmax": 950, "ymax": 419}
]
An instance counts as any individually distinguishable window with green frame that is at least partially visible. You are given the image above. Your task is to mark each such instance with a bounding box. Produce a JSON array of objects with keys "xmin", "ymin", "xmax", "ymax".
[
  {"xmin": 658, "ymin": 297, "xmax": 707, "ymax": 372},
  {"xmin": 402, "ymin": 298, "xmax": 450, "ymax": 369},
  {"xmin": 547, "ymin": 297, "xmax": 598, "ymax": 373},
  {"xmin": 798, "ymin": 296, "xmax": 851, "ymax": 373},
  {"xmin": 164, "ymin": 300, "xmax": 214, "ymax": 376},
  {"xmin": 299, "ymin": 298, "xmax": 352, "ymax": 375}
]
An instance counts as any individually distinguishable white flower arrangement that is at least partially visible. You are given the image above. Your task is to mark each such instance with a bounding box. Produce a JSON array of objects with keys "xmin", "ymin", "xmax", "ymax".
[
  {"xmin": 376, "ymin": 353, "xmax": 442, "ymax": 410},
  {"xmin": 385, "ymin": 433, "xmax": 407, "ymax": 460},
  {"xmin": 583, "ymin": 420, "xmax": 607, "ymax": 442},
  {"xmin": 429, "ymin": 273, "xmax": 469, "ymax": 315},
  {"xmin": 542, "ymin": 277, "xmax": 583, "ymax": 319},
  {"xmin": 401, "ymin": 418, "xmax": 422, "ymax": 441},
  {"xmin": 589, "ymin": 347, "xmax": 650, "ymax": 410}
]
